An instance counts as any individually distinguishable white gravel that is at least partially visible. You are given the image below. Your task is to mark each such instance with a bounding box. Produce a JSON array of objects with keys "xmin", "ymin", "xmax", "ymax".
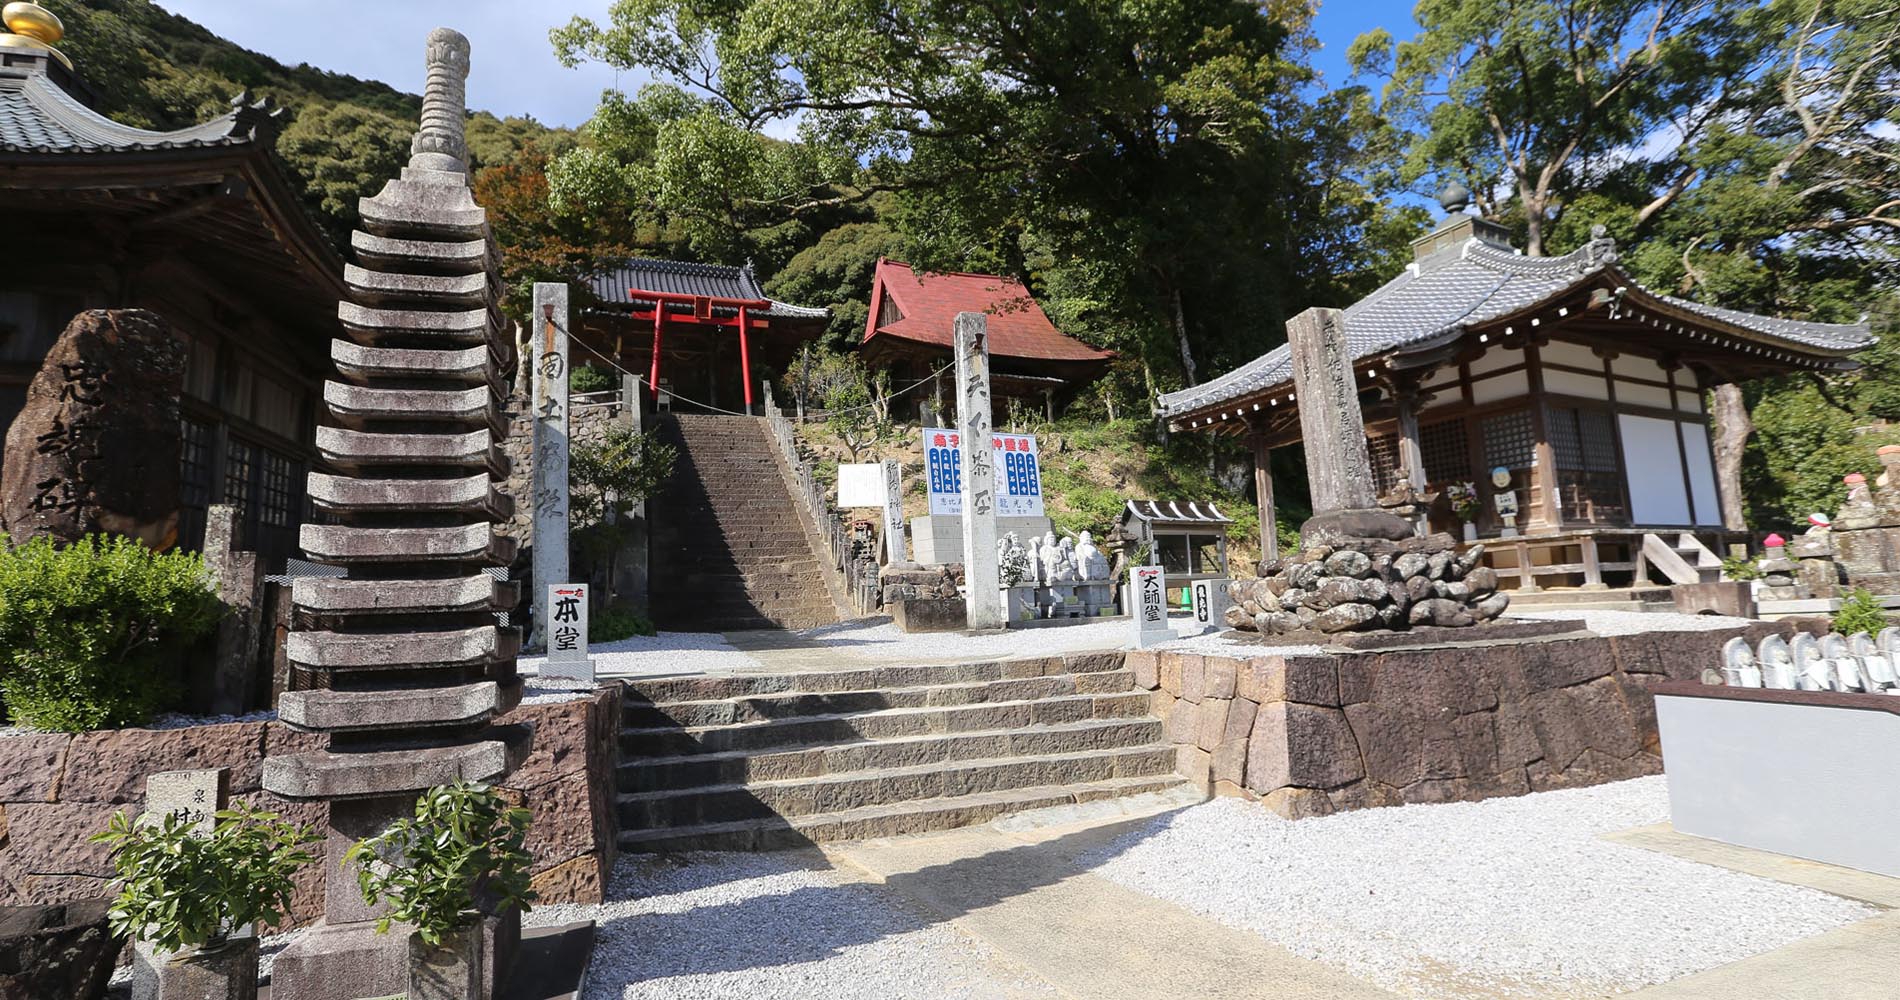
[
  {"xmin": 526, "ymin": 851, "xmax": 1052, "ymax": 1000},
  {"xmin": 1085, "ymin": 777, "xmax": 1873, "ymax": 998},
  {"xmin": 520, "ymin": 630, "xmax": 768, "ymax": 679}
]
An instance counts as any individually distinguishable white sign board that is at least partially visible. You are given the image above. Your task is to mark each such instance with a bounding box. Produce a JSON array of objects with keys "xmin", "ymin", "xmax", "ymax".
[
  {"xmin": 837, "ymin": 463, "xmax": 886, "ymax": 508},
  {"xmin": 146, "ymin": 768, "xmax": 226, "ymax": 835},
  {"xmin": 1191, "ymin": 579, "xmax": 1232, "ymax": 632},
  {"xmin": 924, "ymin": 427, "xmax": 1044, "ymax": 517},
  {"xmin": 1131, "ymin": 565, "xmax": 1171, "ymax": 648},
  {"xmin": 543, "ymin": 582, "xmax": 593, "ymax": 683}
]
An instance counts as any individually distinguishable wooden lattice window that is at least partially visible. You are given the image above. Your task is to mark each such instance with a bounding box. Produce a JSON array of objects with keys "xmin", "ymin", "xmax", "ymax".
[
  {"xmin": 1366, "ymin": 433, "xmax": 1403, "ymax": 494},
  {"xmin": 1547, "ymin": 406, "xmax": 1626, "ymax": 525},
  {"xmin": 1481, "ymin": 409, "xmax": 1535, "ymax": 470},
  {"xmin": 1418, "ymin": 420, "xmax": 1468, "ymax": 484}
]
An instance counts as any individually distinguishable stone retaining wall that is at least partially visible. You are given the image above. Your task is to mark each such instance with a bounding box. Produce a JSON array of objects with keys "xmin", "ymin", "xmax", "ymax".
[
  {"xmin": 1129, "ymin": 621, "xmax": 1822, "ymax": 818},
  {"xmin": 0, "ymin": 685, "xmax": 621, "ymax": 926}
]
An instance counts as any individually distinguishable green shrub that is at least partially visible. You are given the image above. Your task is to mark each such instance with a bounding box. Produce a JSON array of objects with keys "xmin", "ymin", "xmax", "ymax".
[
  {"xmin": 346, "ymin": 782, "xmax": 537, "ymax": 945},
  {"xmin": 569, "ymin": 365, "xmax": 616, "ymax": 394},
  {"xmin": 91, "ymin": 803, "xmax": 318, "ymax": 953},
  {"xmin": 1720, "ymin": 554, "xmax": 1763, "ymax": 581},
  {"xmin": 0, "ymin": 535, "xmax": 223, "ymax": 731},
  {"xmin": 1834, "ymin": 587, "xmax": 1889, "ymax": 636},
  {"xmin": 593, "ymin": 607, "xmax": 656, "ymax": 642}
]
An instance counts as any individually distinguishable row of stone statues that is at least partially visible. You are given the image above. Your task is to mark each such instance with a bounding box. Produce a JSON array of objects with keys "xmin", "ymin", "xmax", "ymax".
[
  {"xmin": 1719, "ymin": 630, "xmax": 1900, "ymax": 694},
  {"xmin": 997, "ymin": 530, "xmax": 1112, "ymax": 586}
]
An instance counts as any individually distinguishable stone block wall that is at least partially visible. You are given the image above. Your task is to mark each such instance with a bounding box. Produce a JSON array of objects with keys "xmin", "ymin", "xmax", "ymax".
[
  {"xmin": 498, "ymin": 387, "xmax": 631, "ymax": 544},
  {"xmin": 1129, "ymin": 621, "xmax": 1819, "ymax": 818},
  {"xmin": 0, "ymin": 685, "xmax": 621, "ymax": 926}
]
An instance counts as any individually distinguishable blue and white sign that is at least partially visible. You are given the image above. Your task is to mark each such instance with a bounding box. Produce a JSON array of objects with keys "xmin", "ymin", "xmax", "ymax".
[{"xmin": 924, "ymin": 427, "xmax": 1043, "ymax": 518}]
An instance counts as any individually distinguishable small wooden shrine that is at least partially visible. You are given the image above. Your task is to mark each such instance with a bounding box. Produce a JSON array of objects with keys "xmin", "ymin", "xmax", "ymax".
[
  {"xmin": 0, "ymin": 4, "xmax": 346, "ymax": 562},
  {"xmin": 1162, "ymin": 211, "xmax": 1872, "ymax": 591}
]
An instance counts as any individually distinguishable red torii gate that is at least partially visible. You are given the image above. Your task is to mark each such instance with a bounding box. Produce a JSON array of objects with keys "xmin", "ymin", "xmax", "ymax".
[{"xmin": 629, "ymin": 289, "xmax": 773, "ymax": 409}]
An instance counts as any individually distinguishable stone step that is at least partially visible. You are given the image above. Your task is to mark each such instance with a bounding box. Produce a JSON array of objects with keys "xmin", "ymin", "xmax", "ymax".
[
  {"xmin": 315, "ymin": 426, "xmax": 508, "ymax": 476},
  {"xmin": 299, "ymin": 522, "xmax": 516, "ymax": 566},
  {"xmin": 624, "ymin": 671, "xmax": 1136, "ymax": 728},
  {"xmin": 622, "ymin": 655, "xmax": 1118, "ymax": 704},
  {"xmin": 615, "ymin": 774, "xmax": 1190, "ymax": 852},
  {"xmin": 619, "ymin": 690, "xmax": 1156, "ymax": 756},
  {"xmin": 338, "ymin": 301, "xmax": 495, "ymax": 345},
  {"xmin": 308, "ymin": 471, "xmax": 510, "ymax": 518},
  {"xmin": 617, "ymin": 716, "xmax": 1166, "ymax": 792},
  {"xmin": 292, "ymin": 574, "xmax": 516, "ymax": 616},
  {"xmin": 618, "ymin": 745, "xmax": 1174, "ymax": 828},
  {"xmin": 331, "ymin": 341, "xmax": 497, "ymax": 385},
  {"xmin": 285, "ymin": 623, "xmax": 520, "ymax": 673}
]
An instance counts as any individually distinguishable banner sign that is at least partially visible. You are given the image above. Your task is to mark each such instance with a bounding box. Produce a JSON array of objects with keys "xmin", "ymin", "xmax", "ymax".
[{"xmin": 924, "ymin": 427, "xmax": 1043, "ymax": 517}]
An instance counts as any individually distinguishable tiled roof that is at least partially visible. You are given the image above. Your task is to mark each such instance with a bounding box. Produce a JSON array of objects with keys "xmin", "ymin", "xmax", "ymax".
[
  {"xmin": 1157, "ymin": 234, "xmax": 1874, "ymax": 418},
  {"xmin": 586, "ymin": 257, "xmax": 828, "ymax": 321},
  {"xmin": 864, "ymin": 259, "xmax": 1114, "ymax": 363},
  {"xmin": 1117, "ymin": 500, "xmax": 1235, "ymax": 527},
  {"xmin": 0, "ymin": 70, "xmax": 278, "ymax": 153}
]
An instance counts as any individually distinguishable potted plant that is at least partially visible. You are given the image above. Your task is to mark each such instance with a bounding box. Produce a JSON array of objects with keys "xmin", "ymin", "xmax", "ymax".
[
  {"xmin": 91, "ymin": 803, "xmax": 318, "ymax": 1000},
  {"xmin": 1445, "ymin": 482, "xmax": 1483, "ymax": 541},
  {"xmin": 346, "ymin": 781, "xmax": 537, "ymax": 1000}
]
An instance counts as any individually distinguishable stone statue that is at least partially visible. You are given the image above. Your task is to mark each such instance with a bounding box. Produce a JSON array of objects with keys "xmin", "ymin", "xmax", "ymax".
[
  {"xmin": 998, "ymin": 531, "xmax": 1031, "ymax": 587},
  {"xmin": 1074, "ymin": 530, "xmax": 1111, "ymax": 582},
  {"xmin": 1025, "ymin": 533, "xmax": 1046, "ymax": 586},
  {"xmin": 1050, "ymin": 535, "xmax": 1080, "ymax": 584}
]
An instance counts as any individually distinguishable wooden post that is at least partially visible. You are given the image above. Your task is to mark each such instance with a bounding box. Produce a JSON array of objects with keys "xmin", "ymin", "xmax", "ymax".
[
  {"xmin": 1513, "ymin": 539, "xmax": 1541, "ymax": 593},
  {"xmin": 1395, "ymin": 389, "xmax": 1426, "ymax": 490},
  {"xmin": 738, "ymin": 306, "xmax": 754, "ymax": 413},
  {"xmin": 1248, "ymin": 423, "xmax": 1278, "ymax": 564},
  {"xmin": 1581, "ymin": 535, "xmax": 1605, "ymax": 589},
  {"xmin": 1043, "ymin": 387, "xmax": 1055, "ymax": 423}
]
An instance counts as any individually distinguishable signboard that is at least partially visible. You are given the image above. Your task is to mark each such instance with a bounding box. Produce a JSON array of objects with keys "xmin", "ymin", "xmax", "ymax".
[
  {"xmin": 881, "ymin": 460, "xmax": 906, "ymax": 565},
  {"xmin": 1191, "ymin": 579, "xmax": 1232, "ymax": 631},
  {"xmin": 837, "ymin": 463, "xmax": 886, "ymax": 508},
  {"xmin": 1131, "ymin": 565, "xmax": 1171, "ymax": 648},
  {"xmin": 543, "ymin": 583, "xmax": 593, "ymax": 683},
  {"xmin": 924, "ymin": 427, "xmax": 1043, "ymax": 517},
  {"xmin": 146, "ymin": 768, "xmax": 227, "ymax": 835}
]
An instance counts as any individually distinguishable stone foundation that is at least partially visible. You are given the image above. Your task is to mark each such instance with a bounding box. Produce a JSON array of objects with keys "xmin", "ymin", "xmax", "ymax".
[
  {"xmin": 0, "ymin": 685, "xmax": 621, "ymax": 923},
  {"xmin": 1129, "ymin": 620, "xmax": 1824, "ymax": 817}
]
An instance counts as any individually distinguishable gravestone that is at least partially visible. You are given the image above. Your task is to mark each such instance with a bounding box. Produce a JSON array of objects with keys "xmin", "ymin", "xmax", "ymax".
[
  {"xmin": 530, "ymin": 282, "xmax": 571, "ymax": 650},
  {"xmin": 0, "ymin": 308, "xmax": 185, "ymax": 549},
  {"xmin": 956, "ymin": 312, "xmax": 1003, "ymax": 629},
  {"xmin": 263, "ymin": 28, "xmax": 530, "ymax": 1000}
]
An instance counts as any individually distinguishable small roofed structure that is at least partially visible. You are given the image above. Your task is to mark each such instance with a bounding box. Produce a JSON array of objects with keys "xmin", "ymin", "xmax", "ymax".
[
  {"xmin": 580, "ymin": 257, "xmax": 829, "ymax": 413},
  {"xmin": 1115, "ymin": 500, "xmax": 1235, "ymax": 583},
  {"xmin": 861, "ymin": 259, "xmax": 1113, "ymax": 422},
  {"xmin": 1161, "ymin": 211, "xmax": 1874, "ymax": 592}
]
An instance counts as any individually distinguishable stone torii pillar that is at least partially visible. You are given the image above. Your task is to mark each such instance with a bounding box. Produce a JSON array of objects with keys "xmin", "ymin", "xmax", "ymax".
[
  {"xmin": 956, "ymin": 312, "xmax": 1003, "ymax": 629},
  {"xmin": 264, "ymin": 29, "xmax": 529, "ymax": 1000},
  {"xmin": 1285, "ymin": 307, "xmax": 1410, "ymax": 546}
]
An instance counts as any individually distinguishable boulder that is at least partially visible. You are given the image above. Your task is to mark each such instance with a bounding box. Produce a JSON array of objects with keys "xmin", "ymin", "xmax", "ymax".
[
  {"xmin": 1393, "ymin": 552, "xmax": 1429, "ymax": 579},
  {"xmin": 1465, "ymin": 566, "xmax": 1498, "ymax": 597},
  {"xmin": 0, "ymin": 309, "xmax": 187, "ymax": 548},
  {"xmin": 1408, "ymin": 598, "xmax": 1472, "ymax": 627},
  {"xmin": 1322, "ymin": 549, "xmax": 1373, "ymax": 579},
  {"xmin": 1426, "ymin": 550, "xmax": 1454, "ymax": 580},
  {"xmin": 1313, "ymin": 602, "xmax": 1378, "ymax": 633},
  {"xmin": 1471, "ymin": 592, "xmax": 1511, "ymax": 621}
]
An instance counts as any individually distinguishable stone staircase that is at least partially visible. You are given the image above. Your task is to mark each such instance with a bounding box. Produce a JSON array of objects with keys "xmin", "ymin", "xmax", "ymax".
[
  {"xmin": 649, "ymin": 413, "xmax": 844, "ymax": 631},
  {"xmin": 615, "ymin": 651, "xmax": 1191, "ymax": 851}
]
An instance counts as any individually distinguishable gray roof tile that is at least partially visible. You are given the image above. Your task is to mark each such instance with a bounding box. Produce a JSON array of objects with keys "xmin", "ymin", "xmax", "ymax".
[
  {"xmin": 587, "ymin": 257, "xmax": 828, "ymax": 321},
  {"xmin": 0, "ymin": 70, "xmax": 273, "ymax": 154}
]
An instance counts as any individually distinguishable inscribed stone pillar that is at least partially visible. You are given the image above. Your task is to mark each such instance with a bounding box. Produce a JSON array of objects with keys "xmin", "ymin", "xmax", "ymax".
[
  {"xmin": 956, "ymin": 312, "xmax": 1003, "ymax": 629},
  {"xmin": 1285, "ymin": 308, "xmax": 1411, "ymax": 546},
  {"xmin": 881, "ymin": 459, "xmax": 906, "ymax": 565},
  {"xmin": 531, "ymin": 281, "xmax": 571, "ymax": 647}
]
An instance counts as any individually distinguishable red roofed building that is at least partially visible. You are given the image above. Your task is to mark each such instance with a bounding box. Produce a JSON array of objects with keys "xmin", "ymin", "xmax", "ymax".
[{"xmin": 861, "ymin": 259, "xmax": 1112, "ymax": 420}]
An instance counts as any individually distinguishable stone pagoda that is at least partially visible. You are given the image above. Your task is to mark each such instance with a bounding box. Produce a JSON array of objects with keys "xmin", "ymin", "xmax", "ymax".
[{"xmin": 261, "ymin": 28, "xmax": 528, "ymax": 1000}]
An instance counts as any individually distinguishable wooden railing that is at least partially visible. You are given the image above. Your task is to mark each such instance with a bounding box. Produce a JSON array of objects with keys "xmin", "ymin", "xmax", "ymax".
[{"xmin": 761, "ymin": 382, "xmax": 880, "ymax": 615}]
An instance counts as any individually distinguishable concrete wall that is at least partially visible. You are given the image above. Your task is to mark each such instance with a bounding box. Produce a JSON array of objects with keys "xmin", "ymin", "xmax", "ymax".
[
  {"xmin": 1657, "ymin": 688, "xmax": 1900, "ymax": 877},
  {"xmin": 0, "ymin": 685, "xmax": 622, "ymax": 926},
  {"xmin": 1127, "ymin": 621, "xmax": 1814, "ymax": 818}
]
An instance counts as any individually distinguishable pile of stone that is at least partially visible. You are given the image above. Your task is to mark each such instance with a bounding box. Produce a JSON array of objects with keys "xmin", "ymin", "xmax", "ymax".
[
  {"xmin": 879, "ymin": 562, "xmax": 963, "ymax": 604},
  {"xmin": 1226, "ymin": 533, "xmax": 1509, "ymax": 635}
]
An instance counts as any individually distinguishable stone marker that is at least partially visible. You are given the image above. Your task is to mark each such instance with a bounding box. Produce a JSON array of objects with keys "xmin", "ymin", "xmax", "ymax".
[
  {"xmin": 0, "ymin": 307, "xmax": 185, "ymax": 549},
  {"xmin": 1190, "ymin": 578, "xmax": 1231, "ymax": 633},
  {"xmin": 144, "ymin": 768, "xmax": 227, "ymax": 835},
  {"xmin": 1131, "ymin": 565, "xmax": 1171, "ymax": 648},
  {"xmin": 1284, "ymin": 307, "xmax": 1411, "ymax": 546},
  {"xmin": 263, "ymin": 28, "xmax": 530, "ymax": 1000},
  {"xmin": 530, "ymin": 281, "xmax": 571, "ymax": 650},
  {"xmin": 956, "ymin": 312, "xmax": 1002, "ymax": 629},
  {"xmin": 882, "ymin": 459, "xmax": 906, "ymax": 565},
  {"xmin": 542, "ymin": 582, "xmax": 593, "ymax": 683}
]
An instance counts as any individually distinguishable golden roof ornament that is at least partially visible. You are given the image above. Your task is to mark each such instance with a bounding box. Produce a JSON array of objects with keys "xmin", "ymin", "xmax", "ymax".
[{"xmin": 0, "ymin": 2, "xmax": 72, "ymax": 71}]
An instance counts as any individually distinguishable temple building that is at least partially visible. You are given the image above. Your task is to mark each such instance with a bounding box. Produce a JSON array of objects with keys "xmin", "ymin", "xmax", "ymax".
[
  {"xmin": 861, "ymin": 259, "xmax": 1114, "ymax": 422},
  {"xmin": 581, "ymin": 257, "xmax": 829, "ymax": 413},
  {"xmin": 0, "ymin": 5, "xmax": 346, "ymax": 562},
  {"xmin": 1161, "ymin": 211, "xmax": 1873, "ymax": 591}
]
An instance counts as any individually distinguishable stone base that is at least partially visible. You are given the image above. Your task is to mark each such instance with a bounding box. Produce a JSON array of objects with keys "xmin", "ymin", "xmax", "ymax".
[
  {"xmin": 268, "ymin": 920, "xmax": 408, "ymax": 1000},
  {"xmin": 132, "ymin": 934, "xmax": 258, "ymax": 1000},
  {"xmin": 1671, "ymin": 581, "xmax": 1757, "ymax": 618},
  {"xmin": 1220, "ymin": 617, "xmax": 1587, "ymax": 651},
  {"xmin": 890, "ymin": 598, "xmax": 966, "ymax": 632}
]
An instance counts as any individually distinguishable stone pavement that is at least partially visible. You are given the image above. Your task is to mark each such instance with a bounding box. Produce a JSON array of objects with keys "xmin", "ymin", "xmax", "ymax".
[{"xmin": 824, "ymin": 790, "xmax": 1400, "ymax": 1000}]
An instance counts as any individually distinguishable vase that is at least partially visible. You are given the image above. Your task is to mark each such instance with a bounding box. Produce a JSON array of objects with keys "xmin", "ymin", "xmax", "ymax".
[
  {"xmin": 132, "ymin": 931, "xmax": 260, "ymax": 1000},
  {"xmin": 410, "ymin": 921, "xmax": 486, "ymax": 1000},
  {"xmin": 1462, "ymin": 522, "xmax": 1478, "ymax": 542}
]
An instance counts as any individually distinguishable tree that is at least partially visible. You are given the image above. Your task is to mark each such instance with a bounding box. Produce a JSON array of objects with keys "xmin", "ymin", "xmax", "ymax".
[
  {"xmin": 570, "ymin": 427, "xmax": 678, "ymax": 600},
  {"xmin": 764, "ymin": 220, "xmax": 902, "ymax": 352},
  {"xmin": 276, "ymin": 101, "xmax": 411, "ymax": 244}
]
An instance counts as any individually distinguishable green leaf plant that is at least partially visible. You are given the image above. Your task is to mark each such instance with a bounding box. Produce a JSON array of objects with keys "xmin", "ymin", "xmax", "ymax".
[
  {"xmin": 90, "ymin": 803, "xmax": 318, "ymax": 954},
  {"xmin": 345, "ymin": 782, "xmax": 537, "ymax": 946}
]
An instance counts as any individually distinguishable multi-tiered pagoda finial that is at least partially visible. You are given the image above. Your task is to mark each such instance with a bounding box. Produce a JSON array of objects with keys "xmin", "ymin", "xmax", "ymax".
[{"xmin": 263, "ymin": 27, "xmax": 527, "ymax": 1000}]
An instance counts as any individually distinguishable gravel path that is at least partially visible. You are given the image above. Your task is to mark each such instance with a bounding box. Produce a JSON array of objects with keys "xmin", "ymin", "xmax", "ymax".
[
  {"xmin": 1085, "ymin": 777, "xmax": 1873, "ymax": 998},
  {"xmin": 526, "ymin": 851, "xmax": 1053, "ymax": 1000}
]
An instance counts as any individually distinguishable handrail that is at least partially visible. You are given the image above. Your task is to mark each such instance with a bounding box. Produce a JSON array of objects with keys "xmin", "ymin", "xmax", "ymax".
[{"xmin": 761, "ymin": 382, "xmax": 880, "ymax": 616}]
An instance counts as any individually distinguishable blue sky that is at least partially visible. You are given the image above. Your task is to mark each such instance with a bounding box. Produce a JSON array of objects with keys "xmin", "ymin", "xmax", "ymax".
[{"xmin": 153, "ymin": 0, "xmax": 1423, "ymax": 128}]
